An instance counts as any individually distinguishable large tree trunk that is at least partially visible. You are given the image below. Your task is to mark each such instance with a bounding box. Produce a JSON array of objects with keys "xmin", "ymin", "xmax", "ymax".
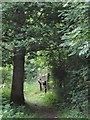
[{"xmin": 10, "ymin": 47, "xmax": 25, "ymax": 105}]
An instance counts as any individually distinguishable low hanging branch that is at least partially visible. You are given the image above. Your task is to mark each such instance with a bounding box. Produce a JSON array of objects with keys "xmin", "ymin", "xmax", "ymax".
[{"xmin": 26, "ymin": 41, "xmax": 61, "ymax": 53}]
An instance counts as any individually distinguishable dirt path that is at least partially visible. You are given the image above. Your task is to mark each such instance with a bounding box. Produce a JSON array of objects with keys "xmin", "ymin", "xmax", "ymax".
[
  {"xmin": 27, "ymin": 102, "xmax": 58, "ymax": 118},
  {"xmin": 35, "ymin": 104, "xmax": 57, "ymax": 118},
  {"xmin": 37, "ymin": 107, "xmax": 57, "ymax": 118},
  {"xmin": 25, "ymin": 82, "xmax": 58, "ymax": 118}
]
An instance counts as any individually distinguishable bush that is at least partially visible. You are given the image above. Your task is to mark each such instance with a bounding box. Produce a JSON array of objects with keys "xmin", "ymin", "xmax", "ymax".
[
  {"xmin": 25, "ymin": 63, "xmax": 37, "ymax": 83},
  {"xmin": 43, "ymin": 91, "xmax": 58, "ymax": 106},
  {"xmin": 58, "ymin": 108, "xmax": 88, "ymax": 118},
  {"xmin": 1, "ymin": 65, "xmax": 13, "ymax": 84},
  {"xmin": 1, "ymin": 85, "xmax": 40, "ymax": 119}
]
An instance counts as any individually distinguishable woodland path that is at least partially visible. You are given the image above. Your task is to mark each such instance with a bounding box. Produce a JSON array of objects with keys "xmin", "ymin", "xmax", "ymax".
[
  {"xmin": 27, "ymin": 103, "xmax": 58, "ymax": 118},
  {"xmin": 25, "ymin": 82, "xmax": 58, "ymax": 118}
]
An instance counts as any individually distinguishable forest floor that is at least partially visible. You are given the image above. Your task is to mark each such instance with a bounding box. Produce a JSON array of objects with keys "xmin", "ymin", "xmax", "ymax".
[
  {"xmin": 25, "ymin": 102, "xmax": 58, "ymax": 118},
  {"xmin": 2, "ymin": 81, "xmax": 88, "ymax": 119},
  {"xmin": 24, "ymin": 81, "xmax": 59, "ymax": 118}
]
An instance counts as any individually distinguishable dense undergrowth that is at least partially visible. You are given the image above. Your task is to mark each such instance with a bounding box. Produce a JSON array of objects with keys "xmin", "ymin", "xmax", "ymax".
[
  {"xmin": 1, "ymin": 83, "xmax": 40, "ymax": 119},
  {"xmin": 1, "ymin": 81, "xmax": 89, "ymax": 119},
  {"xmin": 1, "ymin": 81, "xmax": 58, "ymax": 119}
]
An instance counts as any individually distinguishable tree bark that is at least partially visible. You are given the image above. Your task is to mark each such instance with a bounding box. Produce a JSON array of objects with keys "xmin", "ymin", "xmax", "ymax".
[{"xmin": 10, "ymin": 47, "xmax": 26, "ymax": 105}]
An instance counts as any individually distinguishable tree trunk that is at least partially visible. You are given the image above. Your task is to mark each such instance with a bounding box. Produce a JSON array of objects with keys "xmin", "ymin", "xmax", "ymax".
[{"xmin": 10, "ymin": 47, "xmax": 25, "ymax": 105}]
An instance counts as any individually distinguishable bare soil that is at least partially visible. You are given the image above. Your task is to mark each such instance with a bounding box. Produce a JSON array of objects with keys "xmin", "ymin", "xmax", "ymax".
[{"xmin": 29, "ymin": 103, "xmax": 58, "ymax": 118}]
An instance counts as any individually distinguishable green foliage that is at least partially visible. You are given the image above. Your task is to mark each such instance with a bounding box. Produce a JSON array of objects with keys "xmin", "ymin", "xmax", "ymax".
[
  {"xmin": 1, "ymin": 82, "xmax": 57, "ymax": 119},
  {"xmin": 2, "ymin": 2, "xmax": 89, "ymax": 60},
  {"xmin": 1, "ymin": 65, "xmax": 12, "ymax": 84},
  {"xmin": 1, "ymin": 2, "xmax": 89, "ymax": 119},
  {"xmin": 43, "ymin": 91, "xmax": 58, "ymax": 106},
  {"xmin": 25, "ymin": 50, "xmax": 50, "ymax": 82},
  {"xmin": 56, "ymin": 67, "xmax": 88, "ymax": 118},
  {"xmin": 24, "ymin": 82, "xmax": 57, "ymax": 106},
  {"xmin": 34, "ymin": 51, "xmax": 50, "ymax": 73},
  {"xmin": 1, "ymin": 80, "xmax": 88, "ymax": 119},
  {"xmin": 60, "ymin": 2, "xmax": 89, "ymax": 58},
  {"xmin": 1, "ymin": 85, "xmax": 40, "ymax": 119},
  {"xmin": 25, "ymin": 59, "xmax": 37, "ymax": 82},
  {"xmin": 69, "ymin": 71, "xmax": 88, "ymax": 111},
  {"xmin": 2, "ymin": 87, "xmax": 11, "ymax": 100},
  {"xmin": 2, "ymin": 2, "xmax": 63, "ymax": 52},
  {"xmin": 2, "ymin": 104, "xmax": 38, "ymax": 118},
  {"xmin": 58, "ymin": 108, "xmax": 88, "ymax": 118}
]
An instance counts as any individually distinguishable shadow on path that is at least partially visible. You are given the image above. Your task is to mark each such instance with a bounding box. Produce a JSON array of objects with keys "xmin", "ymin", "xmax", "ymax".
[{"xmin": 25, "ymin": 102, "xmax": 58, "ymax": 118}]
